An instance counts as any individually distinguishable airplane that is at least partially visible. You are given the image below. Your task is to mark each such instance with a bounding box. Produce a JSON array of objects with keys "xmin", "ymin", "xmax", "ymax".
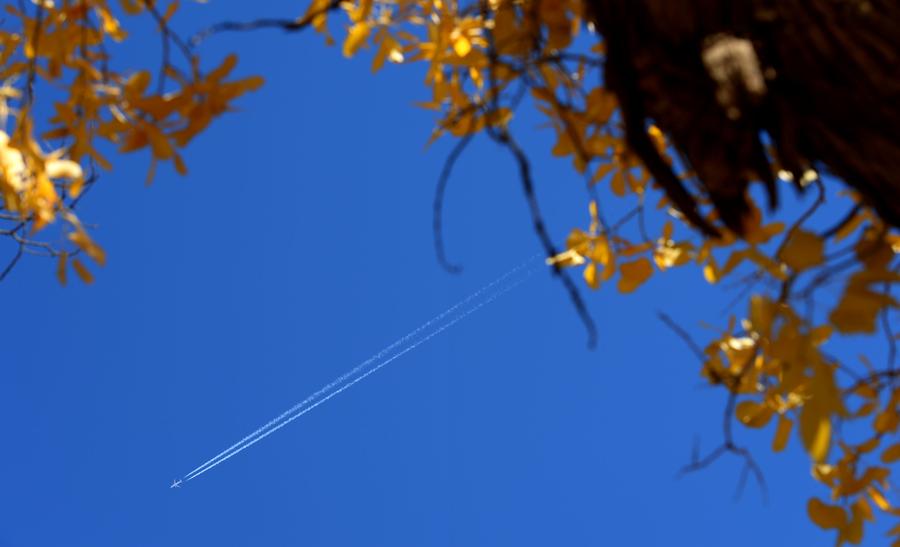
[{"xmin": 170, "ymin": 479, "xmax": 182, "ymax": 489}]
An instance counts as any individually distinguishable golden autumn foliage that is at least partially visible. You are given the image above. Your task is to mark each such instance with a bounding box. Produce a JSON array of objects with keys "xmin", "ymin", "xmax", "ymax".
[
  {"xmin": 1, "ymin": 1, "xmax": 897, "ymax": 544},
  {"xmin": 0, "ymin": 0, "xmax": 262, "ymax": 282}
]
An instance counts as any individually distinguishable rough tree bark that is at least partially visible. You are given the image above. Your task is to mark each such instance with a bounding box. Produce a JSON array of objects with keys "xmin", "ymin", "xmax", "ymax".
[{"xmin": 587, "ymin": 0, "xmax": 900, "ymax": 236}]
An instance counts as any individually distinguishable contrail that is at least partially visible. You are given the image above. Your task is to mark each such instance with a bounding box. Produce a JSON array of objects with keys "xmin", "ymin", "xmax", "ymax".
[
  {"xmin": 178, "ymin": 259, "xmax": 537, "ymax": 484},
  {"xmin": 182, "ymin": 270, "xmax": 532, "ymax": 483},
  {"xmin": 180, "ymin": 256, "xmax": 537, "ymax": 481}
]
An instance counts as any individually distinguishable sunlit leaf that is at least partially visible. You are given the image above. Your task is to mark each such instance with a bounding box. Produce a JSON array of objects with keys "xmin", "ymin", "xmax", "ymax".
[
  {"xmin": 736, "ymin": 400, "xmax": 774, "ymax": 428},
  {"xmin": 800, "ymin": 405, "xmax": 831, "ymax": 463},
  {"xmin": 583, "ymin": 262, "xmax": 599, "ymax": 290},
  {"xmin": 772, "ymin": 414, "xmax": 792, "ymax": 452},
  {"xmin": 343, "ymin": 22, "xmax": 371, "ymax": 58}
]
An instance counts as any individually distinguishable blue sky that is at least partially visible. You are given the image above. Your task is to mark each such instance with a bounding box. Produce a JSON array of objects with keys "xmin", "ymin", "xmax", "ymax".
[{"xmin": 0, "ymin": 2, "xmax": 893, "ymax": 546}]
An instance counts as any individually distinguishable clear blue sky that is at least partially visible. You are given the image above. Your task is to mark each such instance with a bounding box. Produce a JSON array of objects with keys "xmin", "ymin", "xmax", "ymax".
[{"xmin": 0, "ymin": 3, "xmax": 892, "ymax": 546}]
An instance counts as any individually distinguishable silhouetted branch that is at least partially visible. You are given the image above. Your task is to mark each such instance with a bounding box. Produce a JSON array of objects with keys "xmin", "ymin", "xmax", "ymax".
[
  {"xmin": 433, "ymin": 133, "xmax": 474, "ymax": 274},
  {"xmin": 0, "ymin": 243, "xmax": 23, "ymax": 282},
  {"xmin": 190, "ymin": 2, "xmax": 343, "ymax": 47},
  {"xmin": 493, "ymin": 128, "xmax": 597, "ymax": 347},
  {"xmin": 658, "ymin": 312, "xmax": 705, "ymax": 362},
  {"xmin": 678, "ymin": 392, "xmax": 768, "ymax": 503}
]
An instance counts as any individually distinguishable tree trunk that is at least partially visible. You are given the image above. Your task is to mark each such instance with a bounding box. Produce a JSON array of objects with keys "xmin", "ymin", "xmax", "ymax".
[{"xmin": 587, "ymin": 0, "xmax": 900, "ymax": 235}]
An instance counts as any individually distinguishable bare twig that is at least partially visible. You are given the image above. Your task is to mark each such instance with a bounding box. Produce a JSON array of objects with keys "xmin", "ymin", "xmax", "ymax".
[
  {"xmin": 433, "ymin": 134, "xmax": 474, "ymax": 274},
  {"xmin": 658, "ymin": 312, "xmax": 706, "ymax": 362},
  {"xmin": 190, "ymin": 2, "xmax": 344, "ymax": 47}
]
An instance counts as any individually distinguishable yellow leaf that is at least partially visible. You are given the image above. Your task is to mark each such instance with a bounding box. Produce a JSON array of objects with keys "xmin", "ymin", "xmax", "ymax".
[
  {"xmin": 45, "ymin": 159, "xmax": 82, "ymax": 180},
  {"xmin": 868, "ymin": 487, "xmax": 892, "ymax": 512},
  {"xmin": 611, "ymin": 171, "xmax": 625, "ymax": 196},
  {"xmin": 617, "ymin": 258, "xmax": 653, "ymax": 293},
  {"xmin": 703, "ymin": 259, "xmax": 719, "ymax": 284},
  {"xmin": 779, "ymin": 229, "xmax": 824, "ymax": 271},
  {"xmin": 830, "ymin": 283, "xmax": 894, "ymax": 334},
  {"xmin": 566, "ymin": 228, "xmax": 590, "ymax": 255},
  {"xmin": 71, "ymin": 258, "xmax": 94, "ymax": 284},
  {"xmin": 585, "ymin": 87, "xmax": 617, "ymax": 124},
  {"xmin": 772, "ymin": 414, "xmax": 792, "ymax": 452},
  {"xmin": 68, "ymin": 231, "xmax": 106, "ymax": 266},
  {"xmin": 372, "ymin": 30, "xmax": 398, "ymax": 73},
  {"xmin": 749, "ymin": 295, "xmax": 776, "ymax": 337},
  {"xmin": 800, "ymin": 405, "xmax": 832, "ymax": 462},
  {"xmin": 812, "ymin": 463, "xmax": 837, "ymax": 486},
  {"xmin": 349, "ymin": 0, "xmax": 373, "ymax": 22},
  {"xmin": 69, "ymin": 176, "xmax": 85, "ymax": 198},
  {"xmin": 654, "ymin": 242, "xmax": 691, "ymax": 270},
  {"xmin": 96, "ymin": 6, "xmax": 128, "ymax": 41},
  {"xmin": 661, "ymin": 220, "xmax": 673, "ymax": 241},
  {"xmin": 882, "ymin": 443, "xmax": 900, "ymax": 463},
  {"xmin": 343, "ymin": 22, "xmax": 371, "ymax": 58},
  {"xmin": 735, "ymin": 400, "xmax": 774, "ymax": 428},
  {"xmin": 546, "ymin": 249, "xmax": 585, "ymax": 268},
  {"xmin": 807, "ymin": 497, "xmax": 847, "ymax": 530},
  {"xmin": 162, "ymin": 0, "xmax": 180, "ymax": 24},
  {"xmin": 452, "ymin": 33, "xmax": 472, "ymax": 57},
  {"xmin": 583, "ymin": 262, "xmax": 599, "ymax": 290},
  {"xmin": 589, "ymin": 236, "xmax": 611, "ymax": 266}
]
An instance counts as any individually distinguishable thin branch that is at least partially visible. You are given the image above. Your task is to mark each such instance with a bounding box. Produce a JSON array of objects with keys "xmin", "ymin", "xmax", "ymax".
[
  {"xmin": 433, "ymin": 134, "xmax": 474, "ymax": 274},
  {"xmin": 678, "ymin": 392, "xmax": 768, "ymax": 503},
  {"xmin": 821, "ymin": 204, "xmax": 862, "ymax": 240},
  {"xmin": 190, "ymin": 2, "xmax": 344, "ymax": 47},
  {"xmin": 495, "ymin": 127, "xmax": 597, "ymax": 347},
  {"xmin": 477, "ymin": 0, "xmax": 595, "ymax": 347},
  {"xmin": 658, "ymin": 312, "xmax": 706, "ymax": 362},
  {"xmin": 0, "ymin": 243, "xmax": 24, "ymax": 282}
]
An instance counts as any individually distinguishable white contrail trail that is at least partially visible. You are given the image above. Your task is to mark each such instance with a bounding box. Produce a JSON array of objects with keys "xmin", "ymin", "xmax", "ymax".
[
  {"xmin": 181, "ymin": 269, "xmax": 532, "ymax": 483},
  {"xmin": 180, "ymin": 256, "xmax": 537, "ymax": 481},
  {"xmin": 179, "ymin": 255, "xmax": 539, "ymax": 480}
]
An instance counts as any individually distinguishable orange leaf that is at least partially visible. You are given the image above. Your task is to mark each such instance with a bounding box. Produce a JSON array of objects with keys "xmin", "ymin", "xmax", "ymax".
[
  {"xmin": 617, "ymin": 258, "xmax": 652, "ymax": 293},
  {"xmin": 343, "ymin": 23, "xmax": 371, "ymax": 58},
  {"xmin": 583, "ymin": 262, "xmax": 599, "ymax": 290},
  {"xmin": 779, "ymin": 229, "xmax": 824, "ymax": 271},
  {"xmin": 71, "ymin": 258, "xmax": 94, "ymax": 284},
  {"xmin": 882, "ymin": 443, "xmax": 900, "ymax": 464},
  {"xmin": 56, "ymin": 252, "xmax": 67, "ymax": 286},
  {"xmin": 807, "ymin": 498, "xmax": 847, "ymax": 530},
  {"xmin": 772, "ymin": 414, "xmax": 792, "ymax": 452}
]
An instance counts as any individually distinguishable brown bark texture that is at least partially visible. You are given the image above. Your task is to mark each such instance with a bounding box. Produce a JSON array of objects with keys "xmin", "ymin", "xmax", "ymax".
[{"xmin": 587, "ymin": 0, "xmax": 900, "ymax": 237}]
